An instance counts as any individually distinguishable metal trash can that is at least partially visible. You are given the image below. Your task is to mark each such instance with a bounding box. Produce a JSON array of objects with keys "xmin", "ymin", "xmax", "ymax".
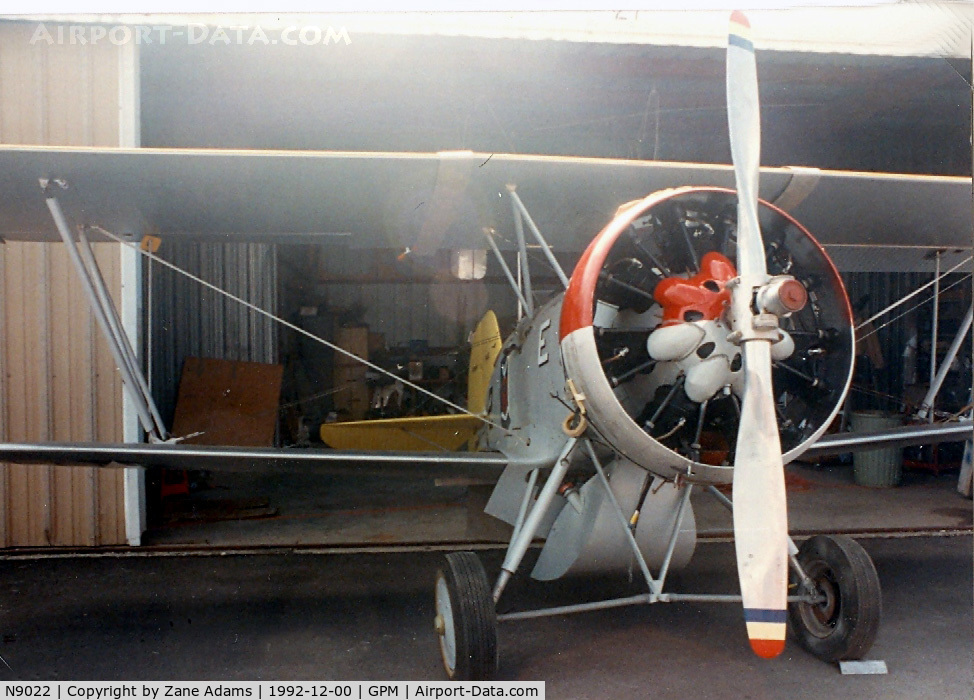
[{"xmin": 850, "ymin": 410, "xmax": 903, "ymax": 487}]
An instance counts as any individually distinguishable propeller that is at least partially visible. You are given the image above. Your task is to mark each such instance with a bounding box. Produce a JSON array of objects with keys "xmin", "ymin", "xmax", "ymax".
[
  {"xmin": 561, "ymin": 13, "xmax": 852, "ymax": 655},
  {"xmin": 726, "ymin": 10, "xmax": 790, "ymax": 659}
]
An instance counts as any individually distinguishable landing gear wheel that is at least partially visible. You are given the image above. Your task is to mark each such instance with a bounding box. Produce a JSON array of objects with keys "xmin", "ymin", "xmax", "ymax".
[
  {"xmin": 434, "ymin": 552, "xmax": 498, "ymax": 680},
  {"xmin": 789, "ymin": 535, "xmax": 882, "ymax": 662}
]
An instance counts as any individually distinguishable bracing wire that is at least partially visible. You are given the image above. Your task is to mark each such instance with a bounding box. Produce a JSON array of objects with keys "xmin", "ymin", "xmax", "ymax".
[
  {"xmin": 856, "ymin": 272, "xmax": 972, "ymax": 342},
  {"xmin": 854, "ymin": 255, "xmax": 972, "ymax": 331},
  {"xmin": 90, "ymin": 225, "xmax": 518, "ymax": 440}
]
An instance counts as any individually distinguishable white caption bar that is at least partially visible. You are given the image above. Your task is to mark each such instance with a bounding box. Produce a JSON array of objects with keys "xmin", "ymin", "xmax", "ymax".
[{"xmin": 0, "ymin": 683, "xmax": 545, "ymax": 700}]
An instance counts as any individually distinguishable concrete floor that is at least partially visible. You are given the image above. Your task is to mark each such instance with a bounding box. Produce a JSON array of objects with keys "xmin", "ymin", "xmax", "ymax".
[
  {"xmin": 143, "ymin": 461, "xmax": 973, "ymax": 548},
  {"xmin": 20, "ymin": 458, "xmax": 960, "ymax": 692},
  {"xmin": 0, "ymin": 535, "xmax": 969, "ymax": 697}
]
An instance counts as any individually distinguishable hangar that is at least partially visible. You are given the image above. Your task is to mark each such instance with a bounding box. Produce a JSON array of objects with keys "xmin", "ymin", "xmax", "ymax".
[
  {"xmin": 0, "ymin": 8, "xmax": 968, "ymax": 549},
  {"xmin": 0, "ymin": 5, "xmax": 970, "ymax": 686}
]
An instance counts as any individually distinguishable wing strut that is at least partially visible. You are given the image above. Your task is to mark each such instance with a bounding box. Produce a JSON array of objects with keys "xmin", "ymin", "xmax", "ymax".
[
  {"xmin": 507, "ymin": 186, "xmax": 571, "ymax": 289},
  {"xmin": 43, "ymin": 178, "xmax": 169, "ymax": 442},
  {"xmin": 916, "ymin": 303, "xmax": 974, "ymax": 421},
  {"xmin": 509, "ymin": 185, "xmax": 535, "ymax": 316}
]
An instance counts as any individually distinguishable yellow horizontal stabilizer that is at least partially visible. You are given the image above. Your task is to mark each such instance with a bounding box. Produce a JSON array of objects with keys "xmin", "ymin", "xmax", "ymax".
[{"xmin": 319, "ymin": 414, "xmax": 483, "ymax": 452}]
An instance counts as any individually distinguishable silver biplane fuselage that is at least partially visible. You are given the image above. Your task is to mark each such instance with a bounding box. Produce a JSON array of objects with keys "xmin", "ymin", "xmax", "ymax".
[{"xmin": 472, "ymin": 183, "xmax": 852, "ymax": 585}]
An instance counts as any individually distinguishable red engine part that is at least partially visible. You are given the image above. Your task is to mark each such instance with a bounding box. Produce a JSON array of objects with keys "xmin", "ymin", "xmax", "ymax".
[{"xmin": 654, "ymin": 252, "xmax": 736, "ymax": 326}]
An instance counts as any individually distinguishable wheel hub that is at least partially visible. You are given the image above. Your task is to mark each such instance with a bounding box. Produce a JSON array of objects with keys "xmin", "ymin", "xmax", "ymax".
[
  {"xmin": 798, "ymin": 560, "xmax": 841, "ymax": 639},
  {"xmin": 434, "ymin": 575, "xmax": 457, "ymax": 670}
]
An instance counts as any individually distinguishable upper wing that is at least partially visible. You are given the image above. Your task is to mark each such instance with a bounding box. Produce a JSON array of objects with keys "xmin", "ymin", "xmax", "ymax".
[{"xmin": 0, "ymin": 146, "xmax": 968, "ymax": 259}]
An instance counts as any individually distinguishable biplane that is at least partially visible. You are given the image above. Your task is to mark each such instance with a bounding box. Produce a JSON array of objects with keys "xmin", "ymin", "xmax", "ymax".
[{"xmin": 0, "ymin": 11, "xmax": 970, "ymax": 681}]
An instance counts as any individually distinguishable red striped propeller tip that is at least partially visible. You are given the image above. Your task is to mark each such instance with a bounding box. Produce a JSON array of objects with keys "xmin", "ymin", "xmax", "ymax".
[
  {"xmin": 750, "ymin": 638, "xmax": 786, "ymax": 659},
  {"xmin": 731, "ymin": 10, "xmax": 750, "ymax": 28},
  {"xmin": 745, "ymin": 609, "xmax": 786, "ymax": 658}
]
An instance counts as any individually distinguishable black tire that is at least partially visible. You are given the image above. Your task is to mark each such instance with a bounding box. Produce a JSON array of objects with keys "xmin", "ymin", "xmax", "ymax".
[
  {"xmin": 788, "ymin": 535, "xmax": 882, "ymax": 662},
  {"xmin": 434, "ymin": 552, "xmax": 498, "ymax": 680}
]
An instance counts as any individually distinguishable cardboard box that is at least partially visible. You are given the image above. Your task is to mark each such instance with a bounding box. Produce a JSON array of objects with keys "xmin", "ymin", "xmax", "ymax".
[
  {"xmin": 368, "ymin": 332, "xmax": 385, "ymax": 356},
  {"xmin": 333, "ymin": 361, "xmax": 369, "ymax": 421},
  {"xmin": 335, "ymin": 325, "xmax": 369, "ymax": 367}
]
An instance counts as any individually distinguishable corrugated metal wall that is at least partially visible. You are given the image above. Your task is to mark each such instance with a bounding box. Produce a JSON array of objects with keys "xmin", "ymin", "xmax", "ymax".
[
  {"xmin": 312, "ymin": 245, "xmax": 560, "ymax": 348},
  {"xmin": 325, "ymin": 282, "xmax": 503, "ymax": 349},
  {"xmin": 148, "ymin": 242, "xmax": 279, "ymax": 430},
  {"xmin": 843, "ymin": 271, "xmax": 972, "ymax": 413},
  {"xmin": 0, "ymin": 22, "xmax": 128, "ymax": 546}
]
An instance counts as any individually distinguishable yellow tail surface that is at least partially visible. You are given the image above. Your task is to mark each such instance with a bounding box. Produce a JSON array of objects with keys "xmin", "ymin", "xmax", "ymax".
[
  {"xmin": 319, "ymin": 414, "xmax": 482, "ymax": 451},
  {"xmin": 467, "ymin": 310, "xmax": 502, "ymax": 415},
  {"xmin": 319, "ymin": 311, "xmax": 503, "ymax": 452}
]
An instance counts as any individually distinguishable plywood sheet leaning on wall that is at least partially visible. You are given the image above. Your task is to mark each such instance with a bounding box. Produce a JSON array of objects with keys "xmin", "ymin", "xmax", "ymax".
[{"xmin": 171, "ymin": 357, "xmax": 284, "ymax": 447}]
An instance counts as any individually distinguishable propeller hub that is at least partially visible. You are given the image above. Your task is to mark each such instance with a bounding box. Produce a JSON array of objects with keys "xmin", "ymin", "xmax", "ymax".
[
  {"xmin": 778, "ymin": 279, "xmax": 808, "ymax": 311},
  {"xmin": 757, "ymin": 277, "xmax": 809, "ymax": 317}
]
